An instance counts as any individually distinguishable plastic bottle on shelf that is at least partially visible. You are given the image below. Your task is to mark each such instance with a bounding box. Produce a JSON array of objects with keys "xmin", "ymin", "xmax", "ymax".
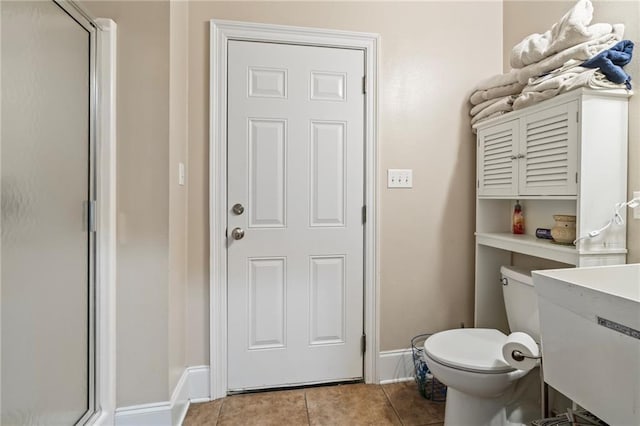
[{"xmin": 513, "ymin": 200, "xmax": 525, "ymax": 234}]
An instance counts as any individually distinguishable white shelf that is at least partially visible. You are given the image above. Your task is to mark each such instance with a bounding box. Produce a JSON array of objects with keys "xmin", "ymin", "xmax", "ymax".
[
  {"xmin": 476, "ymin": 232, "xmax": 578, "ymax": 265},
  {"xmin": 475, "ymin": 233, "xmax": 628, "ymax": 266}
]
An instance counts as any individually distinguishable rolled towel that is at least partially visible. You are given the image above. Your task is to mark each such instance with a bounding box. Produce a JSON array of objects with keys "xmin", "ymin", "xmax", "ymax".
[
  {"xmin": 510, "ymin": 0, "xmax": 615, "ymax": 68},
  {"xmin": 470, "ymin": 82, "xmax": 526, "ymax": 105},
  {"xmin": 582, "ymin": 40, "xmax": 633, "ymax": 87},
  {"xmin": 471, "ymin": 95, "xmax": 516, "ymax": 125},
  {"xmin": 469, "ymin": 97, "xmax": 502, "ymax": 116},
  {"xmin": 516, "ymin": 24, "xmax": 624, "ymax": 84}
]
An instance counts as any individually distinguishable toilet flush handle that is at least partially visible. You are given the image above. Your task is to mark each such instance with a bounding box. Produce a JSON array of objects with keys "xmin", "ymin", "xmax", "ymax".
[{"xmin": 500, "ymin": 277, "xmax": 508, "ymax": 286}]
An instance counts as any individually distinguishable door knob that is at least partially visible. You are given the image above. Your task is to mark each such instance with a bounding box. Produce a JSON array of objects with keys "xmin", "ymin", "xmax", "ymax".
[
  {"xmin": 231, "ymin": 227, "xmax": 245, "ymax": 240},
  {"xmin": 232, "ymin": 203, "xmax": 245, "ymax": 215}
]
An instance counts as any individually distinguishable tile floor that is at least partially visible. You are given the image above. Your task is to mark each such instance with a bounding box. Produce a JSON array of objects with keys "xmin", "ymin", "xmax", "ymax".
[{"xmin": 183, "ymin": 381, "xmax": 445, "ymax": 425}]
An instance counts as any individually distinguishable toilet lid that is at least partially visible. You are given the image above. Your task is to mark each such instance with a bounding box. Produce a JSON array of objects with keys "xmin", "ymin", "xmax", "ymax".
[{"xmin": 424, "ymin": 329, "xmax": 515, "ymax": 374}]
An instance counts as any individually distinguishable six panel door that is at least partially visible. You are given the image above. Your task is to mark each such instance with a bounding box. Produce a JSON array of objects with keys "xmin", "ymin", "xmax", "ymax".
[{"xmin": 226, "ymin": 40, "xmax": 365, "ymax": 391}]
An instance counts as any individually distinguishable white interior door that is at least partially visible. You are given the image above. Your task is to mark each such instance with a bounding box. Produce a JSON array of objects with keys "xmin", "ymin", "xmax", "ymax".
[{"xmin": 227, "ymin": 40, "xmax": 365, "ymax": 391}]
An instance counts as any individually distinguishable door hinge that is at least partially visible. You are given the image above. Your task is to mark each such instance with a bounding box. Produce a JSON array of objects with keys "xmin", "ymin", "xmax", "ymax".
[
  {"xmin": 575, "ymin": 172, "xmax": 578, "ymax": 183},
  {"xmin": 361, "ymin": 333, "xmax": 366, "ymax": 354},
  {"xmin": 362, "ymin": 205, "xmax": 367, "ymax": 224},
  {"xmin": 576, "ymin": 111, "xmax": 579, "ymax": 123},
  {"xmin": 477, "ymin": 179, "xmax": 480, "ymax": 189},
  {"xmin": 362, "ymin": 76, "xmax": 366, "ymax": 94},
  {"xmin": 88, "ymin": 200, "xmax": 97, "ymax": 233}
]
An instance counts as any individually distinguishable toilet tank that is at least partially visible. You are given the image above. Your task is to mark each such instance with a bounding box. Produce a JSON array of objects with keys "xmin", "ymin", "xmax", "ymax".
[{"xmin": 500, "ymin": 266, "xmax": 540, "ymax": 342}]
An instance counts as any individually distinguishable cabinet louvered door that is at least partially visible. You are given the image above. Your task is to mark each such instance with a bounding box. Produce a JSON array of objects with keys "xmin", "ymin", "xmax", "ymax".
[
  {"xmin": 478, "ymin": 120, "xmax": 518, "ymax": 197},
  {"xmin": 519, "ymin": 101, "xmax": 578, "ymax": 196}
]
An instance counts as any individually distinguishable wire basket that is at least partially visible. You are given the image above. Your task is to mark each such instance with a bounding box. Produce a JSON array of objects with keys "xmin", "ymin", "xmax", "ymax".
[{"xmin": 411, "ymin": 334, "xmax": 447, "ymax": 402}]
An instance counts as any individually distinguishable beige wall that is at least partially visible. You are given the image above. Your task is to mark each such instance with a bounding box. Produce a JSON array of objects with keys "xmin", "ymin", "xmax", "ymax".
[
  {"xmin": 504, "ymin": 0, "xmax": 640, "ymax": 263},
  {"xmin": 168, "ymin": 0, "xmax": 189, "ymax": 395},
  {"xmin": 80, "ymin": 0, "xmax": 639, "ymax": 409},
  {"xmin": 186, "ymin": 1, "xmax": 504, "ymax": 363},
  {"xmin": 82, "ymin": 0, "xmax": 172, "ymax": 407}
]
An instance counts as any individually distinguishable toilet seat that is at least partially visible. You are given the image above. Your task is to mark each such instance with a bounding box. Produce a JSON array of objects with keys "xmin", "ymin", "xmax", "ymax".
[{"xmin": 424, "ymin": 329, "xmax": 515, "ymax": 374}]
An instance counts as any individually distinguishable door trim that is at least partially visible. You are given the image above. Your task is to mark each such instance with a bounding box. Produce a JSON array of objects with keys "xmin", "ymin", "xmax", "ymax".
[
  {"xmin": 92, "ymin": 17, "xmax": 117, "ymax": 426},
  {"xmin": 209, "ymin": 20, "xmax": 380, "ymax": 399}
]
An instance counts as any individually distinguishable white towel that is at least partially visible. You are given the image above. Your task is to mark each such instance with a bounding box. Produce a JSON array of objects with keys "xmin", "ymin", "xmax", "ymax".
[
  {"xmin": 516, "ymin": 24, "xmax": 624, "ymax": 84},
  {"xmin": 469, "ymin": 97, "xmax": 502, "ymax": 116},
  {"xmin": 471, "ymin": 96, "xmax": 516, "ymax": 125},
  {"xmin": 470, "ymin": 82, "xmax": 526, "ymax": 105},
  {"xmin": 473, "ymin": 69, "xmax": 521, "ymax": 91},
  {"xmin": 510, "ymin": 0, "xmax": 615, "ymax": 68},
  {"xmin": 513, "ymin": 68, "xmax": 625, "ymax": 110}
]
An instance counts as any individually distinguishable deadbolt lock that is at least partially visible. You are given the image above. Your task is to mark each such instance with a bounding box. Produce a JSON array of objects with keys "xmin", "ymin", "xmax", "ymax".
[{"xmin": 232, "ymin": 203, "xmax": 245, "ymax": 215}]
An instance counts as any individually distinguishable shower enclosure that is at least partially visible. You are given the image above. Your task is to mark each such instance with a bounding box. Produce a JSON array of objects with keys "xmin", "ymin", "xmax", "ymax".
[{"xmin": 1, "ymin": 0, "xmax": 99, "ymax": 423}]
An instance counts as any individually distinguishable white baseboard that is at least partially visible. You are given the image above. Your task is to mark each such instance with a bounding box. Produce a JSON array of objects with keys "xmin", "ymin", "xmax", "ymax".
[
  {"xmin": 115, "ymin": 401, "xmax": 173, "ymax": 426},
  {"xmin": 377, "ymin": 349, "xmax": 415, "ymax": 384},
  {"xmin": 187, "ymin": 365, "xmax": 211, "ymax": 403},
  {"xmin": 114, "ymin": 366, "xmax": 211, "ymax": 426}
]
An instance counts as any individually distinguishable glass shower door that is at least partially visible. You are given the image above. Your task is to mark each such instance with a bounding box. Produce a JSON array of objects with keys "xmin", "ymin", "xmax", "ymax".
[{"xmin": 1, "ymin": 0, "xmax": 96, "ymax": 424}]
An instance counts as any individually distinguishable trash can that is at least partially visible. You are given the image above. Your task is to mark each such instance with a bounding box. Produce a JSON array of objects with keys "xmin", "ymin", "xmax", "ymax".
[
  {"xmin": 411, "ymin": 333, "xmax": 447, "ymax": 402},
  {"xmin": 531, "ymin": 409, "xmax": 607, "ymax": 426}
]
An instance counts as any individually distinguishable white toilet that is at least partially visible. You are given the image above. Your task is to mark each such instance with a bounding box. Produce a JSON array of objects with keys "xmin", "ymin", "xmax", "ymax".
[{"xmin": 424, "ymin": 266, "xmax": 541, "ymax": 426}]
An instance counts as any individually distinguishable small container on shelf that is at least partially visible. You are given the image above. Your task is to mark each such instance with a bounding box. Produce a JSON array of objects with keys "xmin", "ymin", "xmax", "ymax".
[
  {"xmin": 512, "ymin": 200, "xmax": 525, "ymax": 235},
  {"xmin": 550, "ymin": 215, "xmax": 576, "ymax": 245},
  {"xmin": 535, "ymin": 228, "xmax": 553, "ymax": 240}
]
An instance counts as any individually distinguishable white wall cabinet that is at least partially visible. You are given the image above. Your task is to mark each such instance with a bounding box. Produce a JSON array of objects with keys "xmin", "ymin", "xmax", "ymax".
[
  {"xmin": 473, "ymin": 88, "xmax": 631, "ymax": 331},
  {"xmin": 478, "ymin": 101, "xmax": 579, "ymax": 197}
]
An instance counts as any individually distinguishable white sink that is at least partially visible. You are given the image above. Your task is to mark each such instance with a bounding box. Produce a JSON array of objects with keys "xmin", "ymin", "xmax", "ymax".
[{"xmin": 532, "ymin": 264, "xmax": 640, "ymax": 426}]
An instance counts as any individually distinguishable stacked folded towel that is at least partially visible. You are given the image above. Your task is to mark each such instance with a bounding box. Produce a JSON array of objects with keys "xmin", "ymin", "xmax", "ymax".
[
  {"xmin": 514, "ymin": 66, "xmax": 618, "ymax": 110},
  {"xmin": 514, "ymin": 40, "xmax": 634, "ymax": 110},
  {"xmin": 469, "ymin": 0, "xmax": 631, "ymax": 128},
  {"xmin": 471, "ymin": 96, "xmax": 517, "ymax": 125},
  {"xmin": 468, "ymin": 71, "xmax": 524, "ymax": 128},
  {"xmin": 510, "ymin": 0, "xmax": 618, "ymax": 70},
  {"xmin": 514, "ymin": 24, "xmax": 624, "ymax": 84}
]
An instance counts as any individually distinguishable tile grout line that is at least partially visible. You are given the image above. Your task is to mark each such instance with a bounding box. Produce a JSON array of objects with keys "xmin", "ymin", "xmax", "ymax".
[
  {"xmin": 380, "ymin": 384, "xmax": 405, "ymax": 426},
  {"xmin": 215, "ymin": 397, "xmax": 225, "ymax": 426},
  {"xmin": 303, "ymin": 390, "xmax": 312, "ymax": 426}
]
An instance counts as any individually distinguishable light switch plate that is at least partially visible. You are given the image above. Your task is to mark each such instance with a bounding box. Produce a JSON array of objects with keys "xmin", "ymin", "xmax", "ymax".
[
  {"xmin": 178, "ymin": 163, "xmax": 186, "ymax": 186},
  {"xmin": 387, "ymin": 169, "xmax": 413, "ymax": 188}
]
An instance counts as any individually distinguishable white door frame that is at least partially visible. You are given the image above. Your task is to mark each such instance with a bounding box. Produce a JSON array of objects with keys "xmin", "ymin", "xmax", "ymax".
[{"xmin": 209, "ymin": 19, "xmax": 380, "ymax": 400}]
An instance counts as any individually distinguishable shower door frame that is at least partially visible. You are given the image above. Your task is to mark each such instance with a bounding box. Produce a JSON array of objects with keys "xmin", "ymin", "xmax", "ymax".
[
  {"xmin": 0, "ymin": 1, "xmax": 117, "ymax": 424},
  {"xmin": 92, "ymin": 15, "xmax": 117, "ymax": 426}
]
